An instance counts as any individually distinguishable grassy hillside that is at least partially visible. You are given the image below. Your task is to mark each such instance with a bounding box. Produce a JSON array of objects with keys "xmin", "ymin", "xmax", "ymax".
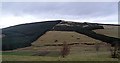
[
  {"xmin": 94, "ymin": 25, "xmax": 119, "ymax": 38},
  {"xmin": 2, "ymin": 20, "xmax": 120, "ymax": 51},
  {"xmin": 32, "ymin": 31, "xmax": 102, "ymax": 46}
]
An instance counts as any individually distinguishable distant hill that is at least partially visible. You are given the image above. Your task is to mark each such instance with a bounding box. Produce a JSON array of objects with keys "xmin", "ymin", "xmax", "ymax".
[{"xmin": 2, "ymin": 20, "xmax": 120, "ymax": 51}]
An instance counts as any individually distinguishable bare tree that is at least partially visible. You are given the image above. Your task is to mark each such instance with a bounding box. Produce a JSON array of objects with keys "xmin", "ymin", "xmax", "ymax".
[{"xmin": 61, "ymin": 42, "xmax": 70, "ymax": 58}]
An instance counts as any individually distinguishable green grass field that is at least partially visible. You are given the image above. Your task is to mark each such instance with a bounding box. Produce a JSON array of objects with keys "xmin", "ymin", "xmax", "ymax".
[{"xmin": 2, "ymin": 44, "xmax": 119, "ymax": 61}]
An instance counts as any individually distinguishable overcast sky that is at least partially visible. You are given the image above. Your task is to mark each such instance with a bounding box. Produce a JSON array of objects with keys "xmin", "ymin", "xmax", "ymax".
[{"xmin": 0, "ymin": 2, "xmax": 118, "ymax": 28}]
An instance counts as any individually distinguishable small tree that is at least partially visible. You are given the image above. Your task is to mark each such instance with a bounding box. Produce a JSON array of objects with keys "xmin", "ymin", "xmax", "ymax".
[
  {"xmin": 61, "ymin": 42, "xmax": 70, "ymax": 58},
  {"xmin": 111, "ymin": 41, "xmax": 119, "ymax": 58}
]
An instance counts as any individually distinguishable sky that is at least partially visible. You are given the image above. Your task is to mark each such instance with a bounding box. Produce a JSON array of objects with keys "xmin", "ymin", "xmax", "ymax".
[{"xmin": 0, "ymin": 2, "xmax": 119, "ymax": 28}]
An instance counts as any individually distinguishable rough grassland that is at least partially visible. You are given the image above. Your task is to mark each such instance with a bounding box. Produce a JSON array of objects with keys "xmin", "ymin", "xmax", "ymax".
[
  {"xmin": 32, "ymin": 31, "xmax": 102, "ymax": 46},
  {"xmin": 93, "ymin": 25, "xmax": 119, "ymax": 38}
]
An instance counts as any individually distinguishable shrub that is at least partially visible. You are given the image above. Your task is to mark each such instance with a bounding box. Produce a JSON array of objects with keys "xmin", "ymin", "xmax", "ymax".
[{"xmin": 54, "ymin": 40, "xmax": 58, "ymax": 42}]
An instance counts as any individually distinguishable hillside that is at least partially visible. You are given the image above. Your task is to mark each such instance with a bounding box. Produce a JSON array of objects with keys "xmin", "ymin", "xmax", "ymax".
[
  {"xmin": 2, "ymin": 20, "xmax": 120, "ymax": 51},
  {"xmin": 94, "ymin": 25, "xmax": 119, "ymax": 38},
  {"xmin": 32, "ymin": 31, "xmax": 102, "ymax": 47},
  {"xmin": 2, "ymin": 20, "xmax": 120, "ymax": 61}
]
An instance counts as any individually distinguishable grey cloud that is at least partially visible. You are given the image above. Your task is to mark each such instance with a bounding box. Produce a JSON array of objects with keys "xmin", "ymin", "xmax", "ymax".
[{"xmin": 2, "ymin": 2, "xmax": 117, "ymax": 18}]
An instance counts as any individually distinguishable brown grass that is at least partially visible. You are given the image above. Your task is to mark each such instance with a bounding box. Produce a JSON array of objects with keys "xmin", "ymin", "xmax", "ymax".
[{"xmin": 94, "ymin": 25, "xmax": 119, "ymax": 38}]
